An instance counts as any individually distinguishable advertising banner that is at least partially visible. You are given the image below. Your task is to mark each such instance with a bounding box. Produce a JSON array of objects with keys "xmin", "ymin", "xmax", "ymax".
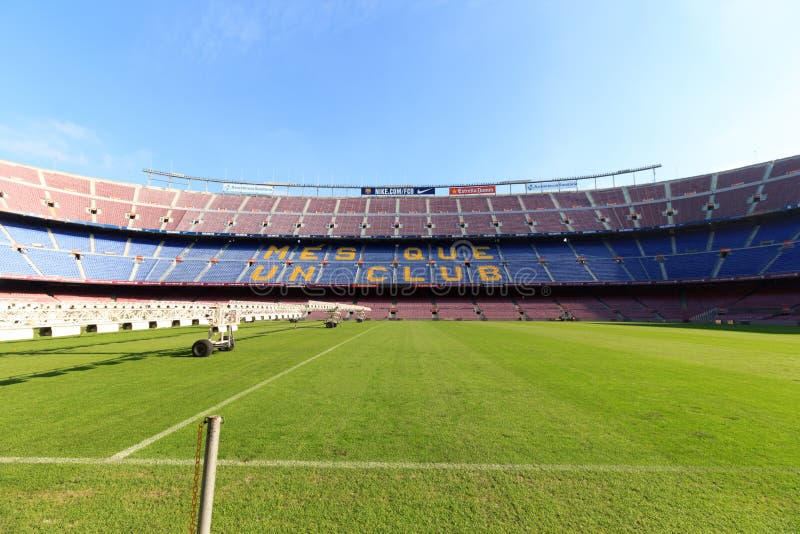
[
  {"xmin": 526, "ymin": 181, "xmax": 578, "ymax": 192},
  {"xmin": 222, "ymin": 183, "xmax": 274, "ymax": 195},
  {"xmin": 449, "ymin": 185, "xmax": 496, "ymax": 195},
  {"xmin": 361, "ymin": 187, "xmax": 435, "ymax": 196}
]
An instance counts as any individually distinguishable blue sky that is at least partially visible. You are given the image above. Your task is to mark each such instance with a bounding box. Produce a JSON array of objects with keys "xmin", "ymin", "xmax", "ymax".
[{"xmin": 1, "ymin": 0, "xmax": 798, "ymax": 189}]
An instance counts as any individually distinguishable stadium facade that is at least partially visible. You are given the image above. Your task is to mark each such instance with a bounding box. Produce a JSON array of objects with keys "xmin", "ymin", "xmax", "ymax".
[{"xmin": 1, "ymin": 155, "xmax": 799, "ymax": 323}]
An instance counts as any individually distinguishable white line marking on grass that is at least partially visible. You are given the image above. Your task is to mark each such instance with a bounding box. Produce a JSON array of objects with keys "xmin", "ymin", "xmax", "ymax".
[
  {"xmin": 108, "ymin": 326, "xmax": 380, "ymax": 461},
  {"xmin": 214, "ymin": 460, "xmax": 800, "ymax": 474},
  {"xmin": 0, "ymin": 457, "xmax": 108, "ymax": 465},
  {"xmin": 1, "ymin": 456, "xmax": 798, "ymax": 474}
]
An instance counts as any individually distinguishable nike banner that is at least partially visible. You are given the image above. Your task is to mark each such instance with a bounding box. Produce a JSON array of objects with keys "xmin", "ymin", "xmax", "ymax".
[{"xmin": 361, "ymin": 187, "xmax": 436, "ymax": 196}]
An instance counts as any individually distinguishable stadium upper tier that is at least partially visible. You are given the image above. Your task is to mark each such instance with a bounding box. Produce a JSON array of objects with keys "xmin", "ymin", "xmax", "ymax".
[{"xmin": 1, "ymin": 156, "xmax": 799, "ymax": 237}]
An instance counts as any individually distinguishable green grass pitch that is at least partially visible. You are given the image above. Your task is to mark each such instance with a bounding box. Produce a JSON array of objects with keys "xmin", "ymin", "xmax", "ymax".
[{"xmin": 0, "ymin": 320, "xmax": 798, "ymax": 532}]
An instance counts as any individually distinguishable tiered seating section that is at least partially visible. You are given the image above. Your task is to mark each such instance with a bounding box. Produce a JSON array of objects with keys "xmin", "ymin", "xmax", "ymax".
[
  {"xmin": 2, "ymin": 156, "xmax": 800, "ymax": 238},
  {"xmin": 2, "ymin": 210, "xmax": 798, "ymax": 286}
]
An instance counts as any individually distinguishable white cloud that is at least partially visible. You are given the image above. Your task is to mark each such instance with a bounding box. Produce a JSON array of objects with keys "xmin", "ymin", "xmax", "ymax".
[
  {"xmin": 188, "ymin": 0, "xmax": 385, "ymax": 61},
  {"xmin": 48, "ymin": 120, "xmax": 99, "ymax": 142},
  {"xmin": 0, "ymin": 119, "xmax": 154, "ymax": 182},
  {"xmin": 192, "ymin": 0, "xmax": 266, "ymax": 60},
  {"xmin": 0, "ymin": 121, "xmax": 91, "ymax": 166}
]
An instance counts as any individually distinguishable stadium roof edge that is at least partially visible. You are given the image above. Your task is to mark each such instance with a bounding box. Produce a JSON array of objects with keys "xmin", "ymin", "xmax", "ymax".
[{"xmin": 141, "ymin": 164, "xmax": 663, "ymax": 190}]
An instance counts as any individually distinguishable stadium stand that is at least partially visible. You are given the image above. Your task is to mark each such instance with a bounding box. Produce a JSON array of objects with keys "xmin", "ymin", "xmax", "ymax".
[
  {"xmin": 1, "ymin": 156, "xmax": 800, "ymax": 323},
  {"xmin": 8, "ymin": 166, "xmax": 786, "ymax": 237}
]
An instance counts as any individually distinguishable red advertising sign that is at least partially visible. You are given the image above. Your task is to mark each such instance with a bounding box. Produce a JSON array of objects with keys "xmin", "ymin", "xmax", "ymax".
[{"xmin": 449, "ymin": 185, "xmax": 496, "ymax": 195}]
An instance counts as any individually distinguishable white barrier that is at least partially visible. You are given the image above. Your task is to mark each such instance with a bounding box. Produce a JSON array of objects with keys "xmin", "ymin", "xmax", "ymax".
[
  {"xmin": 0, "ymin": 300, "xmax": 370, "ymax": 343},
  {"xmin": 0, "ymin": 328, "xmax": 34, "ymax": 341},
  {"xmin": 50, "ymin": 325, "xmax": 82, "ymax": 338}
]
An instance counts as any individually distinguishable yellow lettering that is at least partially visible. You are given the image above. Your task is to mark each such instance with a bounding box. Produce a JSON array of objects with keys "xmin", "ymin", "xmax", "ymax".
[
  {"xmin": 477, "ymin": 265, "xmax": 502, "ymax": 281},
  {"xmin": 262, "ymin": 245, "xmax": 289, "ymax": 260},
  {"xmin": 473, "ymin": 246, "xmax": 494, "ymax": 260},
  {"xmin": 288, "ymin": 265, "xmax": 316, "ymax": 282},
  {"xmin": 437, "ymin": 246, "xmax": 456, "ymax": 260},
  {"xmin": 299, "ymin": 245, "xmax": 323, "ymax": 261},
  {"xmin": 403, "ymin": 266, "xmax": 425, "ymax": 282},
  {"xmin": 250, "ymin": 265, "xmax": 278, "ymax": 281},
  {"xmin": 366, "ymin": 266, "xmax": 388, "ymax": 282},
  {"xmin": 403, "ymin": 247, "xmax": 424, "ymax": 261},
  {"xmin": 335, "ymin": 246, "xmax": 357, "ymax": 261},
  {"xmin": 440, "ymin": 266, "xmax": 462, "ymax": 282}
]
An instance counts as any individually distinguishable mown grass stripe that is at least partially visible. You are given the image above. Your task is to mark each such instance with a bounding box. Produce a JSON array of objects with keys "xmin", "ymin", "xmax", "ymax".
[
  {"xmin": 108, "ymin": 325, "xmax": 380, "ymax": 460},
  {"xmin": 2, "ymin": 456, "xmax": 798, "ymax": 473}
]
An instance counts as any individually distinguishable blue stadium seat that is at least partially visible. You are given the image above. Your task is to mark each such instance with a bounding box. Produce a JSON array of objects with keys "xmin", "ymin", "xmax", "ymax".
[
  {"xmin": 164, "ymin": 261, "xmax": 208, "ymax": 283},
  {"xmin": 157, "ymin": 241, "xmax": 189, "ymax": 259},
  {"xmin": 24, "ymin": 248, "xmax": 81, "ymax": 279},
  {"xmin": 219, "ymin": 243, "xmax": 261, "ymax": 260},
  {"xmin": 82, "ymin": 254, "xmax": 134, "ymax": 281},
  {"xmin": 498, "ymin": 242, "xmax": 537, "ymax": 262},
  {"xmin": 358, "ymin": 263, "xmax": 395, "ymax": 284},
  {"xmin": 711, "ymin": 225, "xmax": 753, "ymax": 249},
  {"xmin": 136, "ymin": 259, "xmax": 173, "ymax": 282},
  {"xmin": 2, "ymin": 221, "xmax": 52, "ymax": 246},
  {"xmin": 200, "ymin": 262, "xmax": 247, "ymax": 283},
  {"xmin": 764, "ymin": 245, "xmax": 800, "ymax": 274},
  {"xmin": 717, "ymin": 245, "xmax": 779, "ymax": 277},
  {"xmin": 0, "ymin": 244, "xmax": 38, "ymax": 276},
  {"xmin": 93, "ymin": 233, "xmax": 127, "ymax": 255},
  {"xmin": 674, "ymin": 229, "xmax": 710, "ymax": 253},
  {"xmin": 505, "ymin": 262, "xmax": 542, "ymax": 285},
  {"xmin": 317, "ymin": 264, "xmax": 358, "ymax": 285},
  {"xmin": 183, "ymin": 242, "xmax": 224, "ymax": 259},
  {"xmin": 638, "ymin": 234, "xmax": 673, "ymax": 255},
  {"xmin": 51, "ymin": 228, "xmax": 91, "ymax": 251},
  {"xmin": 751, "ymin": 218, "xmax": 800, "ymax": 244},
  {"xmin": 663, "ymin": 252, "xmax": 717, "ymax": 279},
  {"xmin": 586, "ymin": 258, "xmax": 631, "ymax": 282},
  {"xmin": 128, "ymin": 237, "xmax": 160, "ymax": 258}
]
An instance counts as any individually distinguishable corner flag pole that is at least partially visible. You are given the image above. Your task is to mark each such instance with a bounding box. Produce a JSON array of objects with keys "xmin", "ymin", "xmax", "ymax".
[{"xmin": 197, "ymin": 415, "xmax": 223, "ymax": 534}]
